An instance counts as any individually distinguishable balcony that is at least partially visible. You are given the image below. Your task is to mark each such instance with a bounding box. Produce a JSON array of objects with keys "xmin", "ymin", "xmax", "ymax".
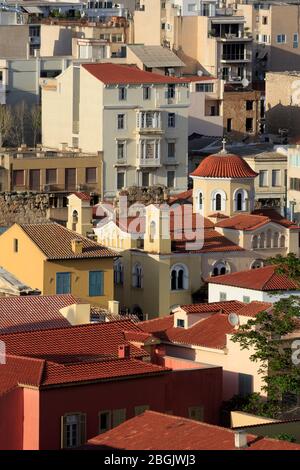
[
  {"xmin": 136, "ymin": 112, "xmax": 164, "ymax": 135},
  {"xmin": 221, "ymin": 52, "xmax": 251, "ymax": 62},
  {"xmin": 137, "ymin": 157, "xmax": 161, "ymax": 168}
]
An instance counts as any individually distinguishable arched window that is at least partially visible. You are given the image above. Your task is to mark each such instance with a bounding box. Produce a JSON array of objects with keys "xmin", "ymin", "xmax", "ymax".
[
  {"xmin": 273, "ymin": 232, "xmax": 279, "ymax": 248},
  {"xmin": 259, "ymin": 232, "xmax": 265, "ymax": 249},
  {"xmin": 114, "ymin": 260, "xmax": 124, "ymax": 285},
  {"xmin": 132, "ymin": 263, "xmax": 143, "ymax": 288},
  {"xmin": 212, "ymin": 261, "xmax": 229, "ymax": 276},
  {"xmin": 251, "ymin": 259, "xmax": 264, "ymax": 269},
  {"xmin": 280, "ymin": 235, "xmax": 286, "ymax": 248},
  {"xmin": 195, "ymin": 190, "xmax": 204, "ymax": 213},
  {"xmin": 170, "ymin": 264, "xmax": 189, "ymax": 291},
  {"xmin": 266, "ymin": 229, "xmax": 272, "ymax": 248},
  {"xmin": 149, "ymin": 221, "xmax": 156, "ymax": 243},
  {"xmin": 211, "ymin": 189, "xmax": 226, "ymax": 212},
  {"xmin": 234, "ymin": 188, "xmax": 248, "ymax": 212},
  {"xmin": 251, "ymin": 235, "xmax": 258, "ymax": 249},
  {"xmin": 72, "ymin": 210, "xmax": 78, "ymax": 231}
]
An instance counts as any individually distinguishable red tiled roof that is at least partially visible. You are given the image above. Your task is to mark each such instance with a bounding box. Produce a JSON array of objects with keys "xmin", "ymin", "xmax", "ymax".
[
  {"xmin": 0, "ymin": 320, "xmax": 149, "ymax": 363},
  {"xmin": 85, "ymin": 411, "xmax": 300, "ymax": 450},
  {"xmin": 172, "ymin": 228, "xmax": 244, "ymax": 253},
  {"xmin": 0, "ymin": 355, "xmax": 45, "ymax": 396},
  {"xmin": 216, "ymin": 210, "xmax": 298, "ymax": 231},
  {"xmin": 208, "ymin": 213, "xmax": 229, "ymax": 219},
  {"xmin": 190, "ymin": 152, "xmax": 258, "ymax": 179},
  {"xmin": 169, "ymin": 189, "xmax": 193, "ymax": 202},
  {"xmin": 139, "ymin": 316, "xmax": 174, "ymax": 334},
  {"xmin": 180, "ymin": 300, "xmax": 243, "ymax": 315},
  {"xmin": 71, "ymin": 192, "xmax": 91, "ymax": 201},
  {"xmin": 236, "ymin": 301, "xmax": 272, "ymax": 317},
  {"xmin": 187, "ymin": 75, "xmax": 217, "ymax": 82},
  {"xmin": 19, "ymin": 223, "xmax": 117, "ymax": 260},
  {"xmin": 123, "ymin": 330, "xmax": 153, "ymax": 343},
  {"xmin": 82, "ymin": 63, "xmax": 189, "ymax": 85},
  {"xmin": 0, "ymin": 294, "xmax": 79, "ymax": 334},
  {"xmin": 208, "ymin": 265, "xmax": 299, "ymax": 291}
]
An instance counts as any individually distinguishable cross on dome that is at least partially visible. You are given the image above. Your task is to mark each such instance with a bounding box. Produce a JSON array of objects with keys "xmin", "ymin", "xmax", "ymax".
[{"xmin": 220, "ymin": 138, "xmax": 227, "ymax": 154}]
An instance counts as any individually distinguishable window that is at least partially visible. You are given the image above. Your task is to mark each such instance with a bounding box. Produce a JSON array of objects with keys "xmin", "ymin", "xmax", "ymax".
[
  {"xmin": 117, "ymin": 113, "xmax": 125, "ymax": 130},
  {"xmin": 89, "ymin": 271, "xmax": 104, "ymax": 296},
  {"xmin": 177, "ymin": 319, "xmax": 185, "ymax": 328},
  {"xmin": 12, "ymin": 170, "xmax": 24, "ymax": 187},
  {"xmin": 117, "ymin": 141, "xmax": 126, "ymax": 160},
  {"xmin": 246, "ymin": 117, "xmax": 253, "ymax": 132},
  {"xmin": 276, "ymin": 34, "xmax": 287, "ymax": 44},
  {"xmin": 234, "ymin": 189, "xmax": 247, "ymax": 212},
  {"xmin": 134, "ymin": 405, "xmax": 149, "ymax": 416},
  {"xmin": 293, "ymin": 33, "xmax": 298, "ymax": 48},
  {"xmin": 99, "ymin": 411, "xmax": 111, "ymax": 434},
  {"xmin": 262, "ymin": 16, "xmax": 268, "ymax": 25},
  {"xmin": 227, "ymin": 118, "xmax": 232, "ymax": 132},
  {"xmin": 140, "ymin": 139, "xmax": 160, "ymax": 160},
  {"xmin": 114, "ymin": 260, "xmax": 124, "ymax": 285},
  {"xmin": 213, "ymin": 261, "xmax": 227, "ymax": 277},
  {"xmin": 251, "ymin": 259, "xmax": 264, "ymax": 269},
  {"xmin": 259, "ymin": 170, "xmax": 268, "ymax": 187},
  {"xmin": 216, "ymin": 193, "xmax": 222, "ymax": 211},
  {"xmin": 149, "ymin": 221, "xmax": 156, "ymax": 243},
  {"xmin": 86, "ymin": 167, "xmax": 97, "ymax": 184},
  {"xmin": 239, "ymin": 373, "xmax": 253, "ymax": 397},
  {"xmin": 132, "ymin": 263, "xmax": 143, "ymax": 288},
  {"xmin": 167, "ymin": 84, "xmax": 176, "ymax": 99},
  {"xmin": 243, "ymin": 296, "xmax": 251, "ymax": 303},
  {"xmin": 219, "ymin": 292, "xmax": 227, "ymax": 301},
  {"xmin": 246, "ymin": 100, "xmax": 253, "ymax": 111},
  {"xmin": 56, "ymin": 272, "xmax": 71, "ymax": 294},
  {"xmin": 188, "ymin": 3, "xmax": 196, "ymax": 12},
  {"xmin": 272, "ymin": 169, "xmax": 281, "ymax": 187},
  {"xmin": 290, "ymin": 178, "xmax": 300, "ymax": 191},
  {"xmin": 167, "ymin": 142, "xmax": 175, "ymax": 158},
  {"xmin": 143, "ymin": 86, "xmax": 151, "ymax": 100},
  {"xmin": 142, "ymin": 172, "xmax": 150, "ymax": 187},
  {"xmin": 112, "ymin": 409, "xmax": 126, "ymax": 428},
  {"xmin": 139, "ymin": 111, "xmax": 160, "ymax": 129},
  {"xmin": 117, "ymin": 171, "xmax": 125, "ymax": 190},
  {"xmin": 119, "ymin": 86, "xmax": 127, "ymax": 101},
  {"xmin": 198, "ymin": 191, "xmax": 203, "ymax": 211},
  {"xmin": 46, "ymin": 169, "xmax": 57, "ymax": 185},
  {"xmin": 170, "ymin": 264, "xmax": 188, "ymax": 291},
  {"xmin": 195, "ymin": 83, "xmax": 214, "ymax": 92},
  {"xmin": 167, "ymin": 170, "xmax": 175, "ymax": 188},
  {"xmin": 61, "ymin": 413, "xmax": 86, "ymax": 449},
  {"xmin": 168, "ymin": 113, "xmax": 176, "ymax": 128},
  {"xmin": 13, "ymin": 238, "xmax": 18, "ymax": 253},
  {"xmin": 212, "ymin": 190, "xmax": 226, "ymax": 212},
  {"xmin": 188, "ymin": 406, "xmax": 204, "ymax": 422}
]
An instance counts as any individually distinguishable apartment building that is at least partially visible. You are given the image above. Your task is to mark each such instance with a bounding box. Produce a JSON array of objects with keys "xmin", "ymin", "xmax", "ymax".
[
  {"xmin": 265, "ymin": 71, "xmax": 300, "ymax": 138},
  {"xmin": 230, "ymin": 1, "xmax": 300, "ymax": 80},
  {"xmin": 223, "ymin": 88, "xmax": 262, "ymax": 140},
  {"xmin": 287, "ymin": 145, "xmax": 300, "ymax": 223},
  {"xmin": 42, "ymin": 63, "xmax": 190, "ymax": 198}
]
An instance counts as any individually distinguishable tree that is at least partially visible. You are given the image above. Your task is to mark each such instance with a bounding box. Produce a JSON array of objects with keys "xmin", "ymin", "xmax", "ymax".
[
  {"xmin": 10, "ymin": 101, "xmax": 27, "ymax": 147},
  {"xmin": 0, "ymin": 105, "xmax": 13, "ymax": 147},
  {"xmin": 267, "ymin": 253, "xmax": 300, "ymax": 284},
  {"xmin": 231, "ymin": 296, "xmax": 300, "ymax": 405},
  {"xmin": 29, "ymin": 104, "xmax": 41, "ymax": 147}
]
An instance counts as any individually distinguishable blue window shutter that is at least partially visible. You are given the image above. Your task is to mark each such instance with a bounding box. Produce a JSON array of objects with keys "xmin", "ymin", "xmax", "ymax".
[
  {"xmin": 56, "ymin": 273, "xmax": 71, "ymax": 294},
  {"xmin": 89, "ymin": 271, "xmax": 104, "ymax": 297}
]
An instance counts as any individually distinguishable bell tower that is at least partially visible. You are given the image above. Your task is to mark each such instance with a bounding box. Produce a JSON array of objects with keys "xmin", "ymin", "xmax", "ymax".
[
  {"xmin": 67, "ymin": 193, "xmax": 93, "ymax": 236},
  {"xmin": 144, "ymin": 204, "xmax": 171, "ymax": 254}
]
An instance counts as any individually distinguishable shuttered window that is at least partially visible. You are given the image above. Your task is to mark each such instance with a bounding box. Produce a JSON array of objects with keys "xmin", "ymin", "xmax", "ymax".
[
  {"xmin": 46, "ymin": 169, "xmax": 57, "ymax": 185},
  {"xmin": 98, "ymin": 411, "xmax": 111, "ymax": 434},
  {"xmin": 238, "ymin": 373, "xmax": 253, "ymax": 397},
  {"xmin": 89, "ymin": 271, "xmax": 104, "ymax": 297},
  {"xmin": 61, "ymin": 413, "xmax": 86, "ymax": 449},
  {"xmin": 65, "ymin": 168, "xmax": 76, "ymax": 190},
  {"xmin": 112, "ymin": 408, "xmax": 126, "ymax": 428},
  {"xmin": 86, "ymin": 167, "xmax": 97, "ymax": 184},
  {"xmin": 29, "ymin": 169, "xmax": 40, "ymax": 191},
  {"xmin": 56, "ymin": 272, "xmax": 71, "ymax": 294},
  {"xmin": 13, "ymin": 170, "xmax": 24, "ymax": 187}
]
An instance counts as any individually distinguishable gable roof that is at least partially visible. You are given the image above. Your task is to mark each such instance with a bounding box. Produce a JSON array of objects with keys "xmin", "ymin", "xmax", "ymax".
[
  {"xmin": 216, "ymin": 209, "xmax": 298, "ymax": 231},
  {"xmin": 172, "ymin": 228, "xmax": 244, "ymax": 254},
  {"xmin": 18, "ymin": 223, "xmax": 116, "ymax": 260},
  {"xmin": 208, "ymin": 265, "xmax": 299, "ymax": 291},
  {"xmin": 180, "ymin": 300, "xmax": 243, "ymax": 315},
  {"xmin": 0, "ymin": 294, "xmax": 79, "ymax": 334},
  {"xmin": 85, "ymin": 410, "xmax": 300, "ymax": 450},
  {"xmin": 82, "ymin": 63, "xmax": 189, "ymax": 85},
  {"xmin": 236, "ymin": 301, "xmax": 272, "ymax": 317}
]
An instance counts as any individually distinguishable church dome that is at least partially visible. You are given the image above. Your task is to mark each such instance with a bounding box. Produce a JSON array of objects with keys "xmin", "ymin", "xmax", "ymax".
[{"xmin": 191, "ymin": 149, "xmax": 258, "ymax": 179}]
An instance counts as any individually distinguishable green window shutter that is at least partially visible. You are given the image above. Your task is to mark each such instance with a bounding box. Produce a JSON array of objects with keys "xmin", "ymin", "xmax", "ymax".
[
  {"xmin": 112, "ymin": 408, "xmax": 126, "ymax": 428},
  {"xmin": 56, "ymin": 272, "xmax": 71, "ymax": 294}
]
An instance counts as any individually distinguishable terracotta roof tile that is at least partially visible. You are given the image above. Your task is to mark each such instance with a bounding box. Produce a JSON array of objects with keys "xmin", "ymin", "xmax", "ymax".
[
  {"xmin": 0, "ymin": 320, "xmax": 149, "ymax": 363},
  {"xmin": 71, "ymin": 192, "xmax": 91, "ymax": 201},
  {"xmin": 190, "ymin": 152, "xmax": 258, "ymax": 179},
  {"xmin": 19, "ymin": 223, "xmax": 117, "ymax": 260},
  {"xmin": 0, "ymin": 355, "xmax": 45, "ymax": 395},
  {"xmin": 216, "ymin": 209, "xmax": 298, "ymax": 231},
  {"xmin": 86, "ymin": 410, "xmax": 300, "ymax": 450},
  {"xmin": 236, "ymin": 301, "xmax": 272, "ymax": 317},
  {"xmin": 208, "ymin": 265, "xmax": 299, "ymax": 291},
  {"xmin": 0, "ymin": 294, "xmax": 78, "ymax": 334},
  {"xmin": 180, "ymin": 300, "xmax": 243, "ymax": 315},
  {"xmin": 82, "ymin": 63, "xmax": 189, "ymax": 85},
  {"xmin": 172, "ymin": 228, "xmax": 244, "ymax": 253},
  {"xmin": 140, "ymin": 316, "xmax": 174, "ymax": 334}
]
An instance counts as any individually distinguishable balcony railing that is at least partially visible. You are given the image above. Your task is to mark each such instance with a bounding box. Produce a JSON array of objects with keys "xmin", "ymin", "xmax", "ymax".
[{"xmin": 221, "ymin": 52, "xmax": 251, "ymax": 61}]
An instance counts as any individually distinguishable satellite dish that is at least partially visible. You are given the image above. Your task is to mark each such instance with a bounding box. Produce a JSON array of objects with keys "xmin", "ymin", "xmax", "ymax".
[
  {"xmin": 241, "ymin": 78, "xmax": 249, "ymax": 88},
  {"xmin": 228, "ymin": 313, "xmax": 239, "ymax": 327},
  {"xmin": 197, "ymin": 70, "xmax": 203, "ymax": 77}
]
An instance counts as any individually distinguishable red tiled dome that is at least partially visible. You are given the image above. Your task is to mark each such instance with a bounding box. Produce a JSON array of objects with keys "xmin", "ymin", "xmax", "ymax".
[{"xmin": 190, "ymin": 152, "xmax": 258, "ymax": 179}]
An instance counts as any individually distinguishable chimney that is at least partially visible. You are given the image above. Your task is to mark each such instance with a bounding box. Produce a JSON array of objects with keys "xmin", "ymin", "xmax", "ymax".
[
  {"xmin": 71, "ymin": 239, "xmax": 83, "ymax": 255},
  {"xmin": 108, "ymin": 300, "xmax": 119, "ymax": 316},
  {"xmin": 118, "ymin": 344, "xmax": 130, "ymax": 359},
  {"xmin": 234, "ymin": 430, "xmax": 248, "ymax": 449}
]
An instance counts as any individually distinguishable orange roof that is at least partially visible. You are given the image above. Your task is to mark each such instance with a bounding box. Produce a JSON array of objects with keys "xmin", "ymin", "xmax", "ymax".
[
  {"xmin": 216, "ymin": 209, "xmax": 298, "ymax": 231},
  {"xmin": 180, "ymin": 300, "xmax": 243, "ymax": 315},
  {"xmin": 85, "ymin": 410, "xmax": 300, "ymax": 450},
  {"xmin": 71, "ymin": 192, "xmax": 91, "ymax": 201},
  {"xmin": 208, "ymin": 265, "xmax": 299, "ymax": 291},
  {"xmin": 82, "ymin": 63, "xmax": 189, "ymax": 85},
  {"xmin": 191, "ymin": 152, "xmax": 258, "ymax": 179},
  {"xmin": 236, "ymin": 301, "xmax": 272, "ymax": 317},
  {"xmin": 172, "ymin": 228, "xmax": 244, "ymax": 253}
]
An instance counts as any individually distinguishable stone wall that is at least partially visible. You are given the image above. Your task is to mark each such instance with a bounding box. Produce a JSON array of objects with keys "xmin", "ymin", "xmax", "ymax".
[{"xmin": 0, "ymin": 193, "xmax": 52, "ymax": 226}]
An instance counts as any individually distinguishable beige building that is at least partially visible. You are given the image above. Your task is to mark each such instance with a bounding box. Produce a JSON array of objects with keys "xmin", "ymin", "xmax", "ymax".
[
  {"xmin": 223, "ymin": 89, "xmax": 262, "ymax": 140},
  {"xmin": 265, "ymin": 71, "xmax": 300, "ymax": 139},
  {"xmin": 287, "ymin": 145, "xmax": 300, "ymax": 223},
  {"xmin": 42, "ymin": 62, "xmax": 190, "ymax": 199}
]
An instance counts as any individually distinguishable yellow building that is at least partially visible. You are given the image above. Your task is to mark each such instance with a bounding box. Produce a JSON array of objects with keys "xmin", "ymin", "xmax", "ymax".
[{"xmin": 0, "ymin": 222, "xmax": 117, "ymax": 307}]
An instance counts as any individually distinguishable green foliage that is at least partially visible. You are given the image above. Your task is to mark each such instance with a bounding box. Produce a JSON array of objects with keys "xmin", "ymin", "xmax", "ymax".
[
  {"xmin": 222, "ymin": 393, "xmax": 281, "ymax": 419},
  {"xmin": 272, "ymin": 433, "xmax": 296, "ymax": 443},
  {"xmin": 267, "ymin": 253, "xmax": 300, "ymax": 284}
]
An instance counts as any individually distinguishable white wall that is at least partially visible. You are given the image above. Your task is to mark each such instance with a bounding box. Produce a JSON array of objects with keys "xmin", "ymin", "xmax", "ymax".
[{"xmin": 208, "ymin": 283, "xmax": 300, "ymax": 303}]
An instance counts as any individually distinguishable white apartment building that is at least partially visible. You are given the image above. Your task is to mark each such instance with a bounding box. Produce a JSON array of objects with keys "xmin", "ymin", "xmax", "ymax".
[{"xmin": 41, "ymin": 63, "xmax": 189, "ymax": 198}]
